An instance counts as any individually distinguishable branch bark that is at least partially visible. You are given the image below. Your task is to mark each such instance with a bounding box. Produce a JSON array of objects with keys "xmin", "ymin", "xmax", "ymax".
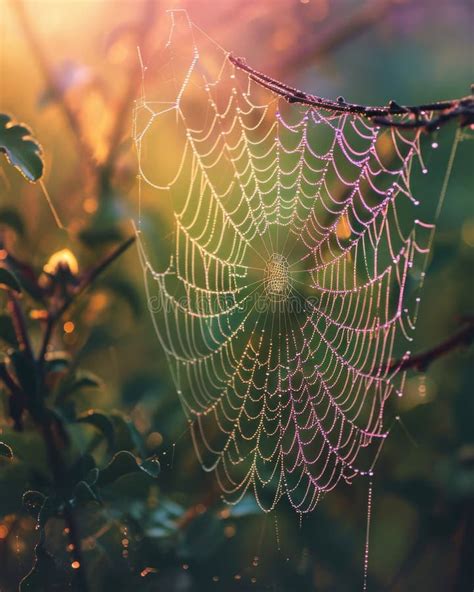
[
  {"xmin": 229, "ymin": 55, "xmax": 474, "ymax": 131},
  {"xmin": 389, "ymin": 318, "xmax": 474, "ymax": 373}
]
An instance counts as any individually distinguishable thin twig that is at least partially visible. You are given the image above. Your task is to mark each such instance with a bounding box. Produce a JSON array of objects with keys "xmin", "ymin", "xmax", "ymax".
[
  {"xmin": 65, "ymin": 235, "xmax": 136, "ymax": 315},
  {"xmin": 38, "ymin": 235, "xmax": 136, "ymax": 364},
  {"xmin": 389, "ymin": 318, "xmax": 474, "ymax": 373},
  {"xmin": 229, "ymin": 55, "xmax": 474, "ymax": 131}
]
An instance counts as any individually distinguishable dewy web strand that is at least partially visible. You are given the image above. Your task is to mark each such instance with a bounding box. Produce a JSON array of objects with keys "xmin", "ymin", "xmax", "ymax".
[{"xmin": 133, "ymin": 10, "xmax": 461, "ymax": 515}]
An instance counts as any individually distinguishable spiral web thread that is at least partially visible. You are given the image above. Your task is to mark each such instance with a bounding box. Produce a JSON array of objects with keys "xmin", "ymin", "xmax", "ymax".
[{"xmin": 134, "ymin": 10, "xmax": 441, "ymax": 514}]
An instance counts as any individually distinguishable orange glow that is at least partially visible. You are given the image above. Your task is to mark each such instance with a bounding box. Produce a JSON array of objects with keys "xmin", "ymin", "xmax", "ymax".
[
  {"xmin": 224, "ymin": 524, "xmax": 236, "ymax": 538},
  {"xmin": 336, "ymin": 213, "xmax": 351, "ymax": 240},
  {"xmin": 140, "ymin": 567, "xmax": 158, "ymax": 577},
  {"xmin": 63, "ymin": 321, "xmax": 75, "ymax": 334},
  {"xmin": 0, "ymin": 524, "xmax": 9, "ymax": 539},
  {"xmin": 83, "ymin": 197, "xmax": 98, "ymax": 214},
  {"xmin": 30, "ymin": 309, "xmax": 48, "ymax": 320},
  {"xmin": 146, "ymin": 431, "xmax": 163, "ymax": 449},
  {"xmin": 71, "ymin": 561, "xmax": 80, "ymax": 570}
]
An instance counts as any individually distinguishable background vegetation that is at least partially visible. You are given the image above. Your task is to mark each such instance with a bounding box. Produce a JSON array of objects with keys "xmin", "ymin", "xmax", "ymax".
[{"xmin": 0, "ymin": 1, "xmax": 472, "ymax": 591}]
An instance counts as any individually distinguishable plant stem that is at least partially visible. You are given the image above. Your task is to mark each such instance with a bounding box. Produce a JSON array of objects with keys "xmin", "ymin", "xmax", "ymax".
[
  {"xmin": 38, "ymin": 235, "xmax": 136, "ymax": 366},
  {"xmin": 41, "ymin": 419, "xmax": 89, "ymax": 592},
  {"xmin": 0, "ymin": 236, "xmax": 135, "ymax": 589},
  {"xmin": 7, "ymin": 292, "xmax": 34, "ymax": 360}
]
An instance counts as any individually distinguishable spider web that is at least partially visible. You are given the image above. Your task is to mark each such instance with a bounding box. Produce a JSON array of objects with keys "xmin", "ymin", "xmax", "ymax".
[{"xmin": 133, "ymin": 10, "xmax": 444, "ymax": 514}]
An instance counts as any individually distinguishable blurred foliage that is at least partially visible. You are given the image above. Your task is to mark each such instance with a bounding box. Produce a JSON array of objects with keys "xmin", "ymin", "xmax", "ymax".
[{"xmin": 0, "ymin": 1, "xmax": 473, "ymax": 591}]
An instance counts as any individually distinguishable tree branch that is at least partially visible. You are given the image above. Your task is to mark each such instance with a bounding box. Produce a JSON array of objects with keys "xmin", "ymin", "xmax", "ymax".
[
  {"xmin": 389, "ymin": 318, "xmax": 474, "ymax": 373},
  {"xmin": 229, "ymin": 55, "xmax": 474, "ymax": 131}
]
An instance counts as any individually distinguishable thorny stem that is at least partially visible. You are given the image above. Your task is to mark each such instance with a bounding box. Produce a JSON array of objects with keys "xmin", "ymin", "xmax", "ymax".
[{"xmin": 229, "ymin": 55, "xmax": 474, "ymax": 131}]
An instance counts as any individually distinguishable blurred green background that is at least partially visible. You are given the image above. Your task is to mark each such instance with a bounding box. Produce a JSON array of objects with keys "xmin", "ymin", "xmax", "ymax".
[{"xmin": 0, "ymin": 1, "xmax": 473, "ymax": 591}]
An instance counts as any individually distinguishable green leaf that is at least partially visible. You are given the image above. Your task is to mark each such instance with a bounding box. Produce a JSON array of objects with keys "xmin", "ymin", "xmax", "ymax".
[
  {"xmin": 98, "ymin": 451, "xmax": 140, "ymax": 486},
  {"xmin": 45, "ymin": 351, "xmax": 71, "ymax": 373},
  {"xmin": 85, "ymin": 467, "xmax": 99, "ymax": 485},
  {"xmin": 0, "ymin": 441, "xmax": 13, "ymax": 459},
  {"xmin": 0, "ymin": 113, "xmax": 44, "ymax": 182},
  {"xmin": 110, "ymin": 411, "xmax": 145, "ymax": 454},
  {"xmin": 63, "ymin": 370, "xmax": 103, "ymax": 396},
  {"xmin": 140, "ymin": 456, "xmax": 161, "ymax": 478},
  {"xmin": 73, "ymin": 480, "xmax": 98, "ymax": 505},
  {"xmin": 0, "ymin": 267, "xmax": 22, "ymax": 293},
  {"xmin": 37, "ymin": 496, "xmax": 58, "ymax": 529},
  {"xmin": 76, "ymin": 410, "xmax": 116, "ymax": 450},
  {"xmin": 23, "ymin": 492, "xmax": 58, "ymax": 529},
  {"xmin": 19, "ymin": 541, "xmax": 64, "ymax": 591},
  {"xmin": 98, "ymin": 450, "xmax": 160, "ymax": 487},
  {"xmin": 22, "ymin": 490, "xmax": 46, "ymax": 516}
]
